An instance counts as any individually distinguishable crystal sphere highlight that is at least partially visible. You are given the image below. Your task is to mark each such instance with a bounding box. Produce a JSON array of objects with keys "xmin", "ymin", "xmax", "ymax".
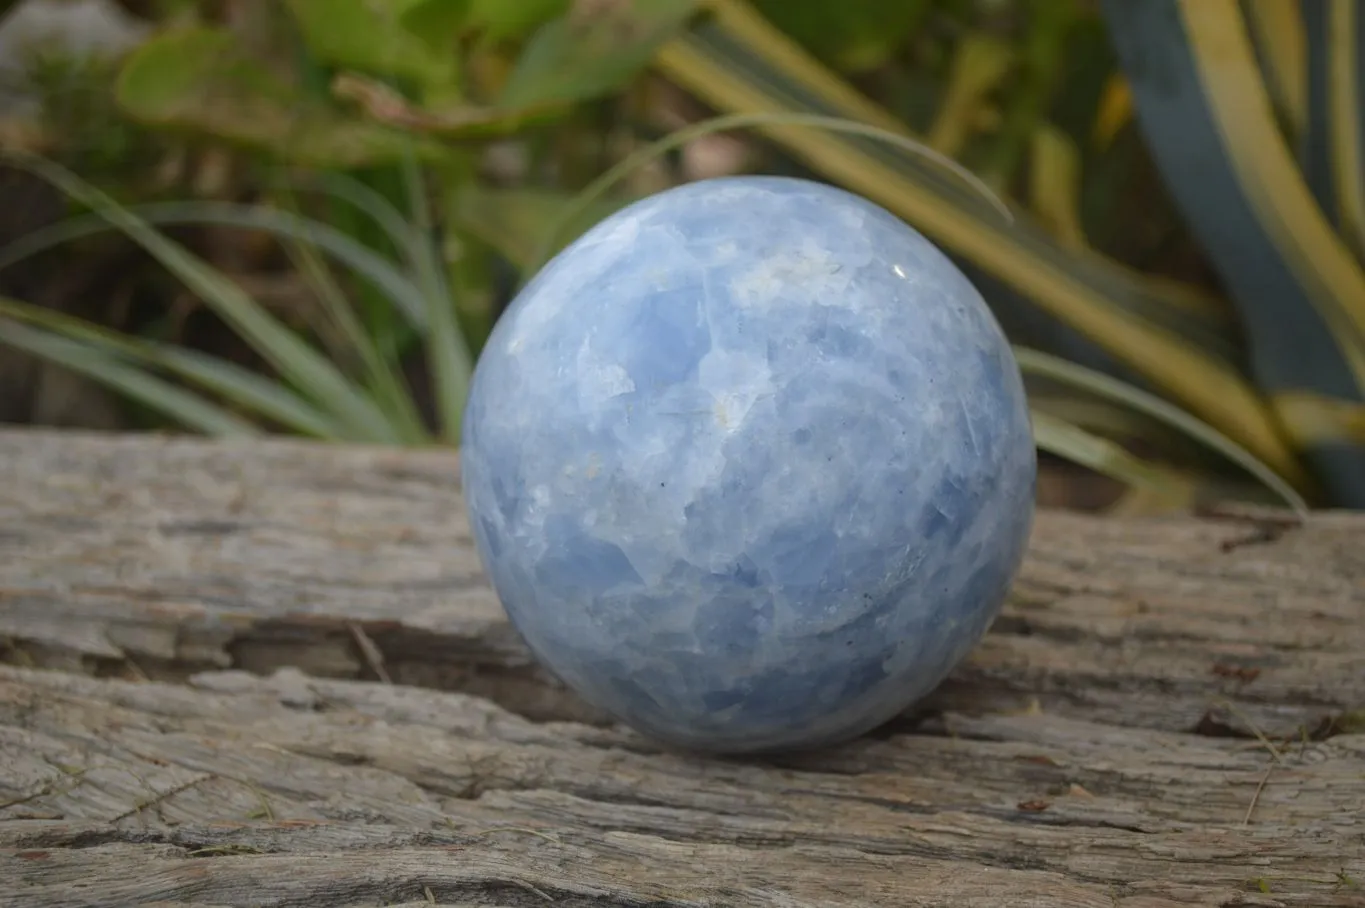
[{"xmin": 461, "ymin": 175, "xmax": 1036, "ymax": 754}]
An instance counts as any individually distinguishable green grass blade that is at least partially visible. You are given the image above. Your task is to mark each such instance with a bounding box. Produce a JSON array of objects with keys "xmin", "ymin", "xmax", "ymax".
[
  {"xmin": 285, "ymin": 171, "xmax": 428, "ymax": 274},
  {"xmin": 0, "ymin": 200, "xmax": 431, "ymax": 330},
  {"xmin": 1014, "ymin": 345, "xmax": 1308, "ymax": 514},
  {"xmin": 1, "ymin": 178, "xmax": 434, "ymax": 442},
  {"xmin": 2, "ymin": 152, "xmax": 403, "ymax": 444},
  {"xmin": 280, "ymin": 235, "xmax": 432, "ymax": 443},
  {"xmin": 399, "ymin": 152, "xmax": 472, "ymax": 443},
  {"xmin": 0, "ymin": 320, "xmax": 261, "ymax": 437},
  {"xmin": 1030, "ymin": 408, "xmax": 1194, "ymax": 497},
  {"xmin": 0, "ymin": 295, "xmax": 347, "ymax": 438}
]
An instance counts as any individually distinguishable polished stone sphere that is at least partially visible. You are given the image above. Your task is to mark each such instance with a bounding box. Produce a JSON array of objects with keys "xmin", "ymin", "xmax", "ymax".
[{"xmin": 460, "ymin": 175, "xmax": 1036, "ymax": 754}]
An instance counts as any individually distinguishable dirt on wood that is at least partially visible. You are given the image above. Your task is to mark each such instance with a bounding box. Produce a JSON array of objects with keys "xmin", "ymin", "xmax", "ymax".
[{"xmin": 1, "ymin": 428, "xmax": 1362, "ymax": 907}]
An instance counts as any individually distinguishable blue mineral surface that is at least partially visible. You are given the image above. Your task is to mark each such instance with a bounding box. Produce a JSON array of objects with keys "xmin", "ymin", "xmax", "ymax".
[{"xmin": 461, "ymin": 175, "xmax": 1036, "ymax": 753}]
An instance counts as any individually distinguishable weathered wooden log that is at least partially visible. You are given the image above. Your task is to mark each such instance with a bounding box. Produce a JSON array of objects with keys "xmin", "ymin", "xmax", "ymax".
[{"xmin": 1, "ymin": 428, "xmax": 1362, "ymax": 907}]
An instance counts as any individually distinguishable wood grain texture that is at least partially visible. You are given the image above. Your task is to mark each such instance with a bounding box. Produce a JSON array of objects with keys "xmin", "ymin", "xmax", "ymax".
[
  {"xmin": 4, "ymin": 664, "xmax": 1364, "ymax": 907},
  {"xmin": 1, "ymin": 427, "xmax": 1363, "ymax": 907}
]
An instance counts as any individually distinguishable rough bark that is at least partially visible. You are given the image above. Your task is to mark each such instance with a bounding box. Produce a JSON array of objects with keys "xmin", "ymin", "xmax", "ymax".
[{"xmin": 1, "ymin": 428, "xmax": 1363, "ymax": 907}]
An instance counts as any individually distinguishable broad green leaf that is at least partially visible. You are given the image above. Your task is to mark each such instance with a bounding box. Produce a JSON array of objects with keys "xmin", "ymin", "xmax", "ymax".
[
  {"xmin": 283, "ymin": 0, "xmax": 459, "ymax": 88},
  {"xmin": 5, "ymin": 152, "xmax": 403, "ymax": 444},
  {"xmin": 0, "ymin": 296, "xmax": 345, "ymax": 439},
  {"xmin": 467, "ymin": 0, "xmax": 569, "ymax": 41},
  {"xmin": 398, "ymin": 0, "xmax": 475, "ymax": 48},
  {"xmin": 1101, "ymin": 0, "xmax": 1365, "ymax": 505},
  {"xmin": 114, "ymin": 26, "xmax": 445, "ymax": 168},
  {"xmin": 0, "ymin": 320, "xmax": 261, "ymax": 438},
  {"xmin": 652, "ymin": 0, "xmax": 1307, "ymax": 491},
  {"xmin": 499, "ymin": 0, "xmax": 701, "ymax": 108},
  {"xmin": 749, "ymin": 0, "xmax": 931, "ymax": 73}
]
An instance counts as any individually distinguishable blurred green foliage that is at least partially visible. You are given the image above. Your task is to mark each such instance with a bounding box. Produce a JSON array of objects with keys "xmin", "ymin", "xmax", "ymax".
[{"xmin": 0, "ymin": 0, "xmax": 1357, "ymax": 512}]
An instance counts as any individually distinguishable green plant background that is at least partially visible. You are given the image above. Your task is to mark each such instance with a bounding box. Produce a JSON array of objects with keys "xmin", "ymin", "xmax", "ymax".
[{"xmin": 0, "ymin": 0, "xmax": 1359, "ymax": 514}]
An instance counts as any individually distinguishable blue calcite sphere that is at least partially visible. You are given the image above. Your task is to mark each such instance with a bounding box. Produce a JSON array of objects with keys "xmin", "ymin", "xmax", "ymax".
[{"xmin": 461, "ymin": 175, "xmax": 1036, "ymax": 754}]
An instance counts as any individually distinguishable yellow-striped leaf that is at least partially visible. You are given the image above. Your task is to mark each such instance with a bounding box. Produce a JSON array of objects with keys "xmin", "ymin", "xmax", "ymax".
[
  {"xmin": 1101, "ymin": 0, "xmax": 1365, "ymax": 505},
  {"xmin": 652, "ymin": 0, "xmax": 1308, "ymax": 491}
]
